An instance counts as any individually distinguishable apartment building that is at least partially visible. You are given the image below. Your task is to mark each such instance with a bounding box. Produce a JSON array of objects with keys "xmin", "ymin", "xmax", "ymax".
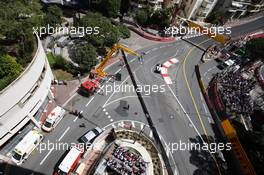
[
  {"xmin": 212, "ymin": 0, "xmax": 264, "ymax": 20},
  {"xmin": 0, "ymin": 35, "xmax": 54, "ymax": 147},
  {"xmin": 181, "ymin": 0, "xmax": 218, "ymax": 21},
  {"xmin": 228, "ymin": 0, "xmax": 264, "ymax": 18}
]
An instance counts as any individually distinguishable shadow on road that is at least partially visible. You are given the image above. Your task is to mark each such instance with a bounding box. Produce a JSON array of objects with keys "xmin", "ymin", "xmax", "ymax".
[
  {"xmin": 114, "ymin": 100, "xmax": 129, "ymax": 117},
  {"xmin": 0, "ymin": 162, "xmax": 45, "ymax": 175},
  {"xmin": 188, "ymin": 134, "xmax": 229, "ymax": 175}
]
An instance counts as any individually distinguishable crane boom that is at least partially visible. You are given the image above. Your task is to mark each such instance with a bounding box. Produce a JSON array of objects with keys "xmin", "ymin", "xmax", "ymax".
[
  {"xmin": 186, "ymin": 20, "xmax": 231, "ymax": 44},
  {"xmin": 96, "ymin": 43, "xmax": 140, "ymax": 77}
]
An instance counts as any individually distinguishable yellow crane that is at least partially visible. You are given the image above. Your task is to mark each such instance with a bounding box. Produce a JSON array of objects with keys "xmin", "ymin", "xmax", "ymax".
[
  {"xmin": 96, "ymin": 43, "xmax": 141, "ymax": 77},
  {"xmin": 186, "ymin": 20, "xmax": 231, "ymax": 45},
  {"xmin": 221, "ymin": 119, "xmax": 256, "ymax": 175}
]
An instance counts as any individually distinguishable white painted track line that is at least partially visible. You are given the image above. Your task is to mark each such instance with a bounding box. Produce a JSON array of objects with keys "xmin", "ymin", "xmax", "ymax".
[
  {"xmin": 58, "ymin": 127, "xmax": 70, "ymax": 141},
  {"xmin": 40, "ymin": 148, "xmax": 54, "ymax": 165},
  {"xmin": 85, "ymin": 96, "xmax": 94, "ymax": 107}
]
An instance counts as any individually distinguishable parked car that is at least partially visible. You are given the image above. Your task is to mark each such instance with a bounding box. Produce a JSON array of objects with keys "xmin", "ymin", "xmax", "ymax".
[
  {"xmin": 78, "ymin": 127, "xmax": 102, "ymax": 144},
  {"xmin": 217, "ymin": 59, "xmax": 235, "ymax": 70}
]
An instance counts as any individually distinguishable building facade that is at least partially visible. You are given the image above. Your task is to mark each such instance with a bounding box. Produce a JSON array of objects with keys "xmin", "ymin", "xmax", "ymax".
[
  {"xmin": 131, "ymin": 0, "xmax": 165, "ymax": 10},
  {"xmin": 212, "ymin": 0, "xmax": 264, "ymax": 20},
  {"xmin": 0, "ymin": 35, "xmax": 54, "ymax": 147},
  {"xmin": 228, "ymin": 0, "xmax": 264, "ymax": 19},
  {"xmin": 181, "ymin": 0, "xmax": 218, "ymax": 21}
]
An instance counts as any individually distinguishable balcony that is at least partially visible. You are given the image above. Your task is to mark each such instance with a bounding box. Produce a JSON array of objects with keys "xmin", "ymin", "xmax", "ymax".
[
  {"xmin": 148, "ymin": 0, "xmax": 164, "ymax": 4},
  {"xmin": 204, "ymin": 0, "xmax": 215, "ymax": 3}
]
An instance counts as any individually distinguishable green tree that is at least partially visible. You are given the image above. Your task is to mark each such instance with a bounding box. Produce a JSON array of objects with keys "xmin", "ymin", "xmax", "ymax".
[
  {"xmin": 98, "ymin": 0, "xmax": 121, "ymax": 18},
  {"xmin": 0, "ymin": 0, "xmax": 42, "ymax": 67},
  {"xmin": 148, "ymin": 8, "xmax": 171, "ymax": 28},
  {"xmin": 53, "ymin": 55, "xmax": 68, "ymax": 70},
  {"xmin": 205, "ymin": 11, "xmax": 225, "ymax": 25},
  {"xmin": 135, "ymin": 9, "xmax": 149, "ymax": 26},
  {"xmin": 118, "ymin": 24, "xmax": 131, "ymax": 39},
  {"xmin": 44, "ymin": 5, "xmax": 63, "ymax": 27},
  {"xmin": 78, "ymin": 12, "xmax": 121, "ymax": 47},
  {"xmin": 120, "ymin": 0, "xmax": 131, "ymax": 15},
  {"xmin": 70, "ymin": 44, "xmax": 98, "ymax": 73},
  {"xmin": 246, "ymin": 38, "xmax": 264, "ymax": 61},
  {"xmin": 0, "ymin": 54, "xmax": 22, "ymax": 90}
]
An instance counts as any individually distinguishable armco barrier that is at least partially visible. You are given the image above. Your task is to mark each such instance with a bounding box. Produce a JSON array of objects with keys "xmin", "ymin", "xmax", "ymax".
[
  {"xmin": 127, "ymin": 25, "xmax": 176, "ymax": 42},
  {"xmin": 122, "ymin": 18, "xmax": 176, "ymax": 42}
]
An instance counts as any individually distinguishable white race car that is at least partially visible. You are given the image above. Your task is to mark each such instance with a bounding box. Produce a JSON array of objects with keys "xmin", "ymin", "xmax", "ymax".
[{"xmin": 154, "ymin": 63, "xmax": 163, "ymax": 73}]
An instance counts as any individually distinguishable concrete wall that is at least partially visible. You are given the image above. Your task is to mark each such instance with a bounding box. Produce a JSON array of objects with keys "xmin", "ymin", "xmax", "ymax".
[{"xmin": 0, "ymin": 35, "xmax": 54, "ymax": 146}]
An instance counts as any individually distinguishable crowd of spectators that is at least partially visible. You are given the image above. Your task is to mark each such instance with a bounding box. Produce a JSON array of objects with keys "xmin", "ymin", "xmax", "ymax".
[
  {"xmin": 107, "ymin": 146, "xmax": 147, "ymax": 175},
  {"xmin": 216, "ymin": 71, "xmax": 255, "ymax": 116}
]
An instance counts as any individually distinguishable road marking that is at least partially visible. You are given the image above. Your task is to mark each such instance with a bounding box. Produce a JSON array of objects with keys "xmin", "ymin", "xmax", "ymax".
[
  {"xmin": 62, "ymin": 93, "xmax": 77, "ymax": 107},
  {"xmin": 58, "ymin": 126, "xmax": 70, "ymax": 141},
  {"xmin": 111, "ymin": 124, "xmax": 116, "ymax": 128},
  {"xmin": 200, "ymin": 92, "xmax": 203, "ymax": 101},
  {"xmin": 110, "ymin": 119, "xmax": 113, "ymax": 122},
  {"xmin": 166, "ymin": 147, "xmax": 170, "ymax": 157},
  {"xmin": 108, "ymin": 115, "xmax": 111, "ymax": 119},
  {"xmin": 140, "ymin": 123, "xmax": 144, "ymax": 130},
  {"xmin": 103, "ymin": 95, "xmax": 151, "ymax": 108},
  {"xmin": 149, "ymin": 131, "xmax": 153, "ymax": 138},
  {"xmin": 182, "ymin": 39, "xmax": 211, "ymax": 137},
  {"xmin": 103, "ymin": 76, "xmax": 130, "ymax": 108},
  {"xmin": 40, "ymin": 148, "xmax": 54, "ymax": 165},
  {"xmin": 105, "ymin": 112, "xmax": 109, "ymax": 115},
  {"xmin": 207, "ymin": 117, "xmax": 212, "ymax": 124},
  {"xmin": 103, "ymin": 54, "xmax": 158, "ymax": 108},
  {"xmin": 118, "ymin": 121, "xmax": 124, "ymax": 127},
  {"xmin": 129, "ymin": 58, "xmax": 136, "ymax": 63},
  {"xmin": 85, "ymin": 96, "xmax": 94, "ymax": 107},
  {"xmin": 114, "ymin": 68, "xmax": 121, "ymax": 74},
  {"xmin": 166, "ymin": 85, "xmax": 204, "ymax": 142},
  {"xmin": 203, "ymin": 103, "xmax": 208, "ymax": 114},
  {"xmin": 183, "ymin": 38, "xmax": 222, "ymax": 174},
  {"xmin": 73, "ymin": 116, "xmax": 78, "ymax": 122},
  {"xmin": 131, "ymin": 121, "xmax": 135, "ymax": 128}
]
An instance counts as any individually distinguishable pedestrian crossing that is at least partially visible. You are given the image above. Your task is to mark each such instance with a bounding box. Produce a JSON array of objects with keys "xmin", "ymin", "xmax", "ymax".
[{"xmin": 103, "ymin": 120, "xmax": 152, "ymax": 138}]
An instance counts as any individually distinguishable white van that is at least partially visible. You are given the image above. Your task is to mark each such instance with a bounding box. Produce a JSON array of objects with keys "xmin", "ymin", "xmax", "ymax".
[
  {"xmin": 42, "ymin": 106, "xmax": 65, "ymax": 132},
  {"xmin": 11, "ymin": 129, "xmax": 44, "ymax": 165}
]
